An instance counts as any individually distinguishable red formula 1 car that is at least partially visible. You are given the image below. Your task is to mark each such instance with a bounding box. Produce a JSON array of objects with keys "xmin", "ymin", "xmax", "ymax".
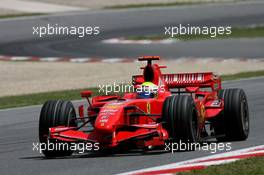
[{"xmin": 39, "ymin": 56, "xmax": 249, "ymax": 157}]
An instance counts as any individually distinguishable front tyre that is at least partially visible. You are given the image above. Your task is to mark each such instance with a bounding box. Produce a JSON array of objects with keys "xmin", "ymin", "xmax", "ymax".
[
  {"xmin": 39, "ymin": 100, "xmax": 77, "ymax": 158},
  {"xmin": 162, "ymin": 95, "xmax": 200, "ymax": 144}
]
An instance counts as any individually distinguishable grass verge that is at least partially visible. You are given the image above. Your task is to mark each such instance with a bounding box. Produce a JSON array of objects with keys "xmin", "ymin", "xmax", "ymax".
[
  {"xmin": 127, "ymin": 26, "xmax": 264, "ymax": 41},
  {"xmin": 178, "ymin": 156, "xmax": 264, "ymax": 175},
  {"xmin": 0, "ymin": 87, "xmax": 98, "ymax": 109},
  {"xmin": 105, "ymin": 0, "xmax": 240, "ymax": 9},
  {"xmin": 221, "ymin": 70, "xmax": 264, "ymax": 81},
  {"xmin": 0, "ymin": 13, "xmax": 44, "ymax": 19},
  {"xmin": 0, "ymin": 70, "xmax": 264, "ymax": 109}
]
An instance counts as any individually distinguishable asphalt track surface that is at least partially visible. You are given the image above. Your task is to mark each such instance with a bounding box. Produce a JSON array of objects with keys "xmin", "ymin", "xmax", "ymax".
[
  {"xmin": 0, "ymin": 77, "xmax": 264, "ymax": 175},
  {"xmin": 0, "ymin": 1, "xmax": 264, "ymax": 58}
]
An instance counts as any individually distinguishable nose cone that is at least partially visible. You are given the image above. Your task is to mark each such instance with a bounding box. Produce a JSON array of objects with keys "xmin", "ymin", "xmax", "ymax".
[{"xmin": 94, "ymin": 102, "xmax": 125, "ymax": 132}]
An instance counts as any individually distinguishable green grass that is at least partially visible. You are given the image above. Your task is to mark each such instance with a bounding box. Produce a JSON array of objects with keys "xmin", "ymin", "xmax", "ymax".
[
  {"xmin": 0, "ymin": 70, "xmax": 264, "ymax": 109},
  {"xmin": 105, "ymin": 0, "xmax": 241, "ymax": 9},
  {"xmin": 221, "ymin": 70, "xmax": 264, "ymax": 81},
  {"xmin": 0, "ymin": 13, "xmax": 44, "ymax": 19},
  {"xmin": 127, "ymin": 26, "xmax": 264, "ymax": 41},
  {"xmin": 0, "ymin": 87, "xmax": 97, "ymax": 109},
  {"xmin": 178, "ymin": 156, "xmax": 264, "ymax": 175}
]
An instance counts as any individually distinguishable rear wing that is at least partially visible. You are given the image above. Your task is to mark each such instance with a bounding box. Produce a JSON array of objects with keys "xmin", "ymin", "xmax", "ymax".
[{"xmin": 132, "ymin": 72, "xmax": 221, "ymax": 90}]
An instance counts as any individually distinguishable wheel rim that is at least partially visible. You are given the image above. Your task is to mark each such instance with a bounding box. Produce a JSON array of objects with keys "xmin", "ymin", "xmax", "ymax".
[{"xmin": 241, "ymin": 97, "xmax": 249, "ymax": 134}]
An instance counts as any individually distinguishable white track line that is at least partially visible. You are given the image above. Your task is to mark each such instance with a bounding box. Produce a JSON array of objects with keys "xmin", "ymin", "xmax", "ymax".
[
  {"xmin": 118, "ymin": 144, "xmax": 264, "ymax": 175},
  {"xmin": 39, "ymin": 57, "xmax": 61, "ymax": 62},
  {"xmin": 69, "ymin": 58, "xmax": 92, "ymax": 63},
  {"xmin": 102, "ymin": 38, "xmax": 178, "ymax": 45}
]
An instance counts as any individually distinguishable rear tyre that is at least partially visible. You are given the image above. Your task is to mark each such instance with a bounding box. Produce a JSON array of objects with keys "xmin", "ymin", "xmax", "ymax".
[
  {"xmin": 214, "ymin": 89, "xmax": 249, "ymax": 141},
  {"xmin": 39, "ymin": 100, "xmax": 77, "ymax": 158},
  {"xmin": 162, "ymin": 95, "xmax": 200, "ymax": 145}
]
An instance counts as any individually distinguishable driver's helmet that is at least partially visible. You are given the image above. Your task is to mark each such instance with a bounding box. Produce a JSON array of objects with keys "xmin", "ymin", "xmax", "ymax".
[{"xmin": 137, "ymin": 82, "xmax": 158, "ymax": 99}]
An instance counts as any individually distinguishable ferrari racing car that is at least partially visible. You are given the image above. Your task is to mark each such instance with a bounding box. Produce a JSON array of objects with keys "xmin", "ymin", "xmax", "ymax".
[{"xmin": 39, "ymin": 56, "xmax": 249, "ymax": 157}]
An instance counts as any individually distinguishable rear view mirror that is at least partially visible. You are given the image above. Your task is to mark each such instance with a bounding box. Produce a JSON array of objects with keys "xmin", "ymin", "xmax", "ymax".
[{"xmin": 80, "ymin": 90, "xmax": 93, "ymax": 98}]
